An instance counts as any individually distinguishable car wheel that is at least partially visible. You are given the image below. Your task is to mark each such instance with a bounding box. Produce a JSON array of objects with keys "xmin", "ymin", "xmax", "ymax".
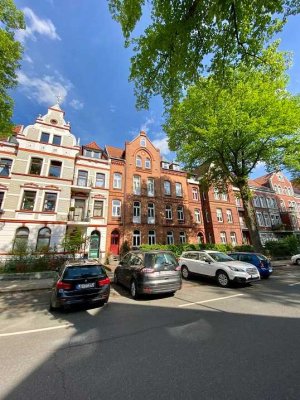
[
  {"xmin": 49, "ymin": 294, "xmax": 59, "ymax": 311},
  {"xmin": 130, "ymin": 280, "xmax": 138, "ymax": 299},
  {"xmin": 217, "ymin": 271, "xmax": 230, "ymax": 288},
  {"xmin": 181, "ymin": 265, "xmax": 190, "ymax": 280},
  {"xmin": 296, "ymin": 259, "xmax": 300, "ymax": 266}
]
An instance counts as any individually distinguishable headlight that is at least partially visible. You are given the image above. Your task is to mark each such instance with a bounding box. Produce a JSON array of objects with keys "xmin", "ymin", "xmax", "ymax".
[{"xmin": 228, "ymin": 266, "xmax": 244, "ymax": 272}]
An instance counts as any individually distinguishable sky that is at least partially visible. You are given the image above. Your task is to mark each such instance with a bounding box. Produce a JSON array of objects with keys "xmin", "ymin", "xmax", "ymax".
[{"xmin": 11, "ymin": 1, "xmax": 300, "ymax": 177}]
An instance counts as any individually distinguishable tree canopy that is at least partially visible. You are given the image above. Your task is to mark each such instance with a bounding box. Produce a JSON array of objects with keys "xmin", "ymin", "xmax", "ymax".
[
  {"xmin": 108, "ymin": 0, "xmax": 300, "ymax": 109},
  {"xmin": 0, "ymin": 0, "xmax": 24, "ymax": 135},
  {"xmin": 164, "ymin": 63, "xmax": 300, "ymax": 249}
]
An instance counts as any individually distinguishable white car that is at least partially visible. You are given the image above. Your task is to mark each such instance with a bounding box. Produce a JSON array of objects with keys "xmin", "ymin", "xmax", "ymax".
[
  {"xmin": 178, "ymin": 250, "xmax": 260, "ymax": 288},
  {"xmin": 291, "ymin": 254, "xmax": 300, "ymax": 265}
]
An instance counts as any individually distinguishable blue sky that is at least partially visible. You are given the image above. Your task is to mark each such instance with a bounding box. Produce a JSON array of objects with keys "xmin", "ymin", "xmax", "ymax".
[{"xmin": 12, "ymin": 1, "xmax": 300, "ymax": 177}]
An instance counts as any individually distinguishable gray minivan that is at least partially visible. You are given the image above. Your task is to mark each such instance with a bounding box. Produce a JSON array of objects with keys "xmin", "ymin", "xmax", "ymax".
[{"xmin": 114, "ymin": 250, "xmax": 182, "ymax": 299}]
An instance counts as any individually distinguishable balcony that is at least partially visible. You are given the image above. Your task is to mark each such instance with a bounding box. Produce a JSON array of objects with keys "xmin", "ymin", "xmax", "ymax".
[
  {"xmin": 132, "ymin": 216, "xmax": 141, "ymax": 224},
  {"xmin": 147, "ymin": 217, "xmax": 155, "ymax": 224},
  {"xmin": 71, "ymin": 176, "xmax": 93, "ymax": 192},
  {"xmin": 67, "ymin": 212, "xmax": 90, "ymax": 224}
]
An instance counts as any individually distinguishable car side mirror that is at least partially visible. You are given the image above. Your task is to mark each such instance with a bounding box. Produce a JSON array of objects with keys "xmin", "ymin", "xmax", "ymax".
[{"xmin": 204, "ymin": 258, "xmax": 211, "ymax": 263}]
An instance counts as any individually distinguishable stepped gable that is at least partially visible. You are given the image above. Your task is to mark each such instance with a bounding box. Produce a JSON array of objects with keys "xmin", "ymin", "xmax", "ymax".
[{"xmin": 105, "ymin": 145, "xmax": 125, "ymax": 159}]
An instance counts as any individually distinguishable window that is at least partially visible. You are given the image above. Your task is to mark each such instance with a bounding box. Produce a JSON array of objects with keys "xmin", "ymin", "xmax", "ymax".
[
  {"xmin": 162, "ymin": 161, "xmax": 169, "ymax": 169},
  {"xmin": 192, "ymin": 187, "xmax": 199, "ymax": 200},
  {"xmin": 148, "ymin": 230, "xmax": 156, "ymax": 245},
  {"xmin": 147, "ymin": 178, "xmax": 154, "ymax": 196},
  {"xmin": 133, "ymin": 175, "xmax": 141, "ymax": 195},
  {"xmin": 220, "ymin": 231, "xmax": 227, "ymax": 244},
  {"xmin": 259, "ymin": 196, "xmax": 267, "ymax": 208},
  {"xmin": 136, "ymin": 155, "xmax": 142, "ymax": 168},
  {"xmin": 230, "ymin": 232, "xmax": 237, "ymax": 245},
  {"xmin": 264, "ymin": 212, "xmax": 271, "ymax": 227},
  {"xmin": 133, "ymin": 201, "xmax": 141, "ymax": 223},
  {"xmin": 256, "ymin": 212, "xmax": 265, "ymax": 226},
  {"xmin": 40, "ymin": 132, "xmax": 50, "ymax": 143},
  {"xmin": 49, "ymin": 160, "xmax": 62, "ymax": 178},
  {"xmin": 133, "ymin": 230, "xmax": 141, "ymax": 247},
  {"xmin": 202, "ymin": 192, "xmax": 207, "ymax": 200},
  {"xmin": 113, "ymin": 173, "xmax": 122, "ymax": 189},
  {"xmin": 36, "ymin": 227, "xmax": 51, "ymax": 251},
  {"xmin": 165, "ymin": 205, "xmax": 172, "ymax": 220},
  {"xmin": 213, "ymin": 187, "xmax": 220, "ymax": 200},
  {"xmin": 216, "ymin": 208, "xmax": 223, "ymax": 222},
  {"xmin": 112, "ymin": 200, "xmax": 121, "ymax": 217},
  {"xmin": 77, "ymin": 170, "xmax": 88, "ymax": 186},
  {"xmin": 253, "ymin": 196, "xmax": 260, "ymax": 207},
  {"xmin": 280, "ymin": 200, "xmax": 286, "ymax": 211},
  {"xmin": 148, "ymin": 203, "xmax": 155, "ymax": 223},
  {"xmin": 221, "ymin": 192, "xmax": 228, "ymax": 201},
  {"xmin": 283, "ymin": 187, "xmax": 287, "ymax": 195},
  {"xmin": 197, "ymin": 232, "xmax": 204, "ymax": 244},
  {"xmin": 194, "ymin": 209, "xmax": 201, "ymax": 223},
  {"xmin": 95, "ymin": 173, "xmax": 105, "ymax": 188},
  {"xmin": 235, "ymin": 196, "xmax": 241, "ymax": 207},
  {"xmin": 13, "ymin": 227, "xmax": 29, "ymax": 251},
  {"xmin": 277, "ymin": 186, "xmax": 282, "ymax": 194},
  {"xmin": 177, "ymin": 205, "xmax": 184, "ymax": 221},
  {"xmin": 277, "ymin": 174, "xmax": 283, "ymax": 181},
  {"xmin": 0, "ymin": 158, "xmax": 12, "ymax": 176},
  {"xmin": 287, "ymin": 187, "xmax": 292, "ymax": 195},
  {"xmin": 140, "ymin": 137, "xmax": 146, "ymax": 147},
  {"xmin": 0, "ymin": 192, "xmax": 4, "ymax": 209},
  {"xmin": 93, "ymin": 200, "xmax": 104, "ymax": 217},
  {"xmin": 83, "ymin": 149, "xmax": 101, "ymax": 159},
  {"xmin": 52, "ymin": 135, "xmax": 61, "ymax": 146},
  {"xmin": 167, "ymin": 231, "xmax": 174, "ymax": 245},
  {"xmin": 21, "ymin": 191, "xmax": 36, "ymax": 210},
  {"xmin": 273, "ymin": 185, "xmax": 278, "ymax": 193},
  {"xmin": 29, "ymin": 158, "xmax": 43, "ymax": 175},
  {"xmin": 175, "ymin": 182, "xmax": 183, "ymax": 197},
  {"xmin": 205, "ymin": 209, "xmax": 210, "ymax": 222},
  {"xmin": 226, "ymin": 209, "xmax": 233, "ymax": 223},
  {"xmin": 164, "ymin": 180, "xmax": 171, "ymax": 195},
  {"xmin": 145, "ymin": 158, "xmax": 151, "ymax": 169},
  {"xmin": 43, "ymin": 192, "xmax": 57, "ymax": 212},
  {"xmin": 179, "ymin": 232, "xmax": 186, "ymax": 244}
]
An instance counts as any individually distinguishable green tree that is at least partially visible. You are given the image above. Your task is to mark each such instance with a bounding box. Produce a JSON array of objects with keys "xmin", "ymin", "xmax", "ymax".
[
  {"xmin": 0, "ymin": 0, "xmax": 25, "ymax": 136},
  {"xmin": 61, "ymin": 227, "xmax": 88, "ymax": 259},
  {"xmin": 165, "ymin": 64, "xmax": 300, "ymax": 251},
  {"xmin": 108, "ymin": 0, "xmax": 300, "ymax": 109}
]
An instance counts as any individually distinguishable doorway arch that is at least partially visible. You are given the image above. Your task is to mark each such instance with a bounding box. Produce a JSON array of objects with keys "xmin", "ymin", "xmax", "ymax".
[{"xmin": 89, "ymin": 230, "xmax": 100, "ymax": 258}]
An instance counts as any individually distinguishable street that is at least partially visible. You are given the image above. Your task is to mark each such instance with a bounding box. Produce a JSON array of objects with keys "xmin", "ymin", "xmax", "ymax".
[{"xmin": 1, "ymin": 267, "xmax": 300, "ymax": 400}]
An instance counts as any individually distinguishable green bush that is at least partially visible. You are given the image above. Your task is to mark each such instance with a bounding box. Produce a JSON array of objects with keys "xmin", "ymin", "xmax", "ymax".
[
  {"xmin": 234, "ymin": 245, "xmax": 255, "ymax": 252},
  {"xmin": 264, "ymin": 235, "xmax": 300, "ymax": 258}
]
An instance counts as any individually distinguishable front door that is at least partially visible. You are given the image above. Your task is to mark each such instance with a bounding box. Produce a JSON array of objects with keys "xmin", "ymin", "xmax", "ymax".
[
  {"xmin": 110, "ymin": 230, "xmax": 120, "ymax": 255},
  {"xmin": 89, "ymin": 231, "xmax": 100, "ymax": 258}
]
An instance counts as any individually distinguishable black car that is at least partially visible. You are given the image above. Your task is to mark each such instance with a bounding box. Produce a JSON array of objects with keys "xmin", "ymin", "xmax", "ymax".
[
  {"xmin": 49, "ymin": 261, "xmax": 110, "ymax": 310},
  {"xmin": 228, "ymin": 252, "xmax": 273, "ymax": 278},
  {"xmin": 114, "ymin": 250, "xmax": 181, "ymax": 299}
]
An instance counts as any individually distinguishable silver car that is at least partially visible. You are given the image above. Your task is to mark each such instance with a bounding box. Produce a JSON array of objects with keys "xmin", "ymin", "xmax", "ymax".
[{"xmin": 178, "ymin": 250, "xmax": 260, "ymax": 287}]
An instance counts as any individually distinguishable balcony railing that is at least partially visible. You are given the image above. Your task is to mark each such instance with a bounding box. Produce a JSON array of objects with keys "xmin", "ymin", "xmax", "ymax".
[
  {"xmin": 68, "ymin": 213, "xmax": 90, "ymax": 222},
  {"xmin": 73, "ymin": 176, "xmax": 94, "ymax": 188}
]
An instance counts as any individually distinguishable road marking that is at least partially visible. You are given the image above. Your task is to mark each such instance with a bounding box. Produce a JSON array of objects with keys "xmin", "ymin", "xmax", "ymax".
[
  {"xmin": 178, "ymin": 293, "xmax": 245, "ymax": 308},
  {"xmin": 289, "ymin": 282, "xmax": 300, "ymax": 287},
  {"xmin": 0, "ymin": 324, "xmax": 74, "ymax": 338}
]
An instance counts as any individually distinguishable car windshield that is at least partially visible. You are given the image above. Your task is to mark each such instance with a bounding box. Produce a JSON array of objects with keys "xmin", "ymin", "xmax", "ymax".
[
  {"xmin": 207, "ymin": 252, "xmax": 234, "ymax": 262},
  {"xmin": 257, "ymin": 254, "xmax": 268, "ymax": 261},
  {"xmin": 63, "ymin": 265, "xmax": 105, "ymax": 279},
  {"xmin": 145, "ymin": 252, "xmax": 177, "ymax": 270}
]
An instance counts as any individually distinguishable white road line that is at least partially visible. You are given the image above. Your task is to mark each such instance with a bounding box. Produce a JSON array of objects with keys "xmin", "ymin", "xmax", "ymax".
[
  {"xmin": 0, "ymin": 324, "xmax": 74, "ymax": 338},
  {"xmin": 178, "ymin": 293, "xmax": 245, "ymax": 308},
  {"xmin": 289, "ymin": 282, "xmax": 300, "ymax": 287}
]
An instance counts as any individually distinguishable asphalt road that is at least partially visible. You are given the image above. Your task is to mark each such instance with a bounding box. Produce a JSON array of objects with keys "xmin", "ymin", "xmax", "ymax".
[{"xmin": 1, "ymin": 267, "xmax": 300, "ymax": 400}]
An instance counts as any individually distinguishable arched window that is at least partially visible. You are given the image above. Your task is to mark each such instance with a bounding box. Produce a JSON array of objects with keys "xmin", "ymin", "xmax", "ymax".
[
  {"xmin": 145, "ymin": 157, "xmax": 151, "ymax": 169},
  {"xmin": 36, "ymin": 227, "xmax": 51, "ymax": 251},
  {"xmin": 136, "ymin": 155, "xmax": 142, "ymax": 168},
  {"xmin": 13, "ymin": 227, "xmax": 29, "ymax": 251},
  {"xmin": 0, "ymin": 158, "xmax": 12, "ymax": 177},
  {"xmin": 179, "ymin": 231, "xmax": 186, "ymax": 244},
  {"xmin": 148, "ymin": 230, "xmax": 156, "ymax": 245},
  {"xmin": 197, "ymin": 232, "xmax": 204, "ymax": 244},
  {"xmin": 133, "ymin": 230, "xmax": 141, "ymax": 247}
]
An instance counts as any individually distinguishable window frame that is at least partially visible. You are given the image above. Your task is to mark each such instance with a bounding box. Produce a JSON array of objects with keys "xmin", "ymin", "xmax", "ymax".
[
  {"xmin": 43, "ymin": 192, "xmax": 57, "ymax": 212},
  {"xmin": 48, "ymin": 160, "xmax": 62, "ymax": 178}
]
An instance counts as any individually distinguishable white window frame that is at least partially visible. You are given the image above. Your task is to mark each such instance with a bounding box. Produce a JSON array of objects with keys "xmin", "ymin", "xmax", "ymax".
[
  {"xmin": 226, "ymin": 209, "xmax": 233, "ymax": 223},
  {"xmin": 147, "ymin": 178, "xmax": 154, "ymax": 196},
  {"xmin": 256, "ymin": 211, "xmax": 265, "ymax": 227},
  {"xmin": 133, "ymin": 230, "xmax": 141, "ymax": 247},
  {"xmin": 216, "ymin": 208, "xmax": 223, "ymax": 222},
  {"xmin": 136, "ymin": 155, "xmax": 142, "ymax": 168},
  {"xmin": 230, "ymin": 232, "xmax": 237, "ymax": 245},
  {"xmin": 147, "ymin": 203, "xmax": 155, "ymax": 224},
  {"xmin": 145, "ymin": 158, "xmax": 151, "ymax": 169},
  {"xmin": 166, "ymin": 231, "xmax": 174, "ymax": 245},
  {"xmin": 164, "ymin": 180, "xmax": 171, "ymax": 195},
  {"xmin": 133, "ymin": 175, "xmax": 141, "ymax": 195},
  {"xmin": 165, "ymin": 205, "xmax": 172, "ymax": 220},
  {"xmin": 179, "ymin": 231, "xmax": 186, "ymax": 244},
  {"xmin": 113, "ymin": 173, "xmax": 122, "ymax": 189},
  {"xmin": 194, "ymin": 209, "xmax": 201, "ymax": 223},
  {"xmin": 192, "ymin": 187, "xmax": 199, "ymax": 200},
  {"xmin": 177, "ymin": 205, "xmax": 184, "ymax": 221},
  {"xmin": 148, "ymin": 230, "xmax": 156, "ymax": 245},
  {"xmin": 220, "ymin": 231, "xmax": 227, "ymax": 244},
  {"xmin": 175, "ymin": 182, "xmax": 183, "ymax": 197},
  {"xmin": 112, "ymin": 200, "xmax": 121, "ymax": 217}
]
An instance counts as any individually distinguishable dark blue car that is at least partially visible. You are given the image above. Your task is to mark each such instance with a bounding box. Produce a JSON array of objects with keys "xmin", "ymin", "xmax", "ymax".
[{"xmin": 227, "ymin": 252, "xmax": 273, "ymax": 278}]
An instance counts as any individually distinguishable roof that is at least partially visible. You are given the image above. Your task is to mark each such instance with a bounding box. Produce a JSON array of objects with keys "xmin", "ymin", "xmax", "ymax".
[
  {"xmin": 84, "ymin": 141, "xmax": 102, "ymax": 150},
  {"xmin": 105, "ymin": 145, "xmax": 125, "ymax": 159},
  {"xmin": 252, "ymin": 173, "xmax": 273, "ymax": 188}
]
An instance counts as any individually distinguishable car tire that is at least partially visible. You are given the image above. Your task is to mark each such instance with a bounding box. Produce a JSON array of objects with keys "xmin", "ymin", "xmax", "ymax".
[
  {"xmin": 130, "ymin": 280, "xmax": 138, "ymax": 299},
  {"xmin": 217, "ymin": 271, "xmax": 230, "ymax": 288},
  {"xmin": 296, "ymin": 259, "xmax": 300, "ymax": 266},
  {"xmin": 49, "ymin": 294, "xmax": 59, "ymax": 311},
  {"xmin": 181, "ymin": 265, "xmax": 190, "ymax": 280}
]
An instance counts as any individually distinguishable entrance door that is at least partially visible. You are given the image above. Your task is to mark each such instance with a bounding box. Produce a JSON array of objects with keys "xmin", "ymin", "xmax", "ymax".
[
  {"xmin": 110, "ymin": 230, "xmax": 120, "ymax": 255},
  {"xmin": 89, "ymin": 231, "xmax": 100, "ymax": 258},
  {"xmin": 74, "ymin": 199, "xmax": 85, "ymax": 221}
]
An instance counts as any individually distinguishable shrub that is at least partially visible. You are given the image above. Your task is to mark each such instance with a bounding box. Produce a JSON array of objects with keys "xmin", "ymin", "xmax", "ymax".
[
  {"xmin": 120, "ymin": 240, "xmax": 130, "ymax": 258},
  {"xmin": 264, "ymin": 235, "xmax": 300, "ymax": 258},
  {"xmin": 234, "ymin": 245, "xmax": 255, "ymax": 252}
]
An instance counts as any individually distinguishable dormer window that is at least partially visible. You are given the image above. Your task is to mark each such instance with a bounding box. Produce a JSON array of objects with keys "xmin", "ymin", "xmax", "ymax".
[
  {"xmin": 136, "ymin": 155, "xmax": 142, "ymax": 168},
  {"xmin": 40, "ymin": 132, "xmax": 50, "ymax": 143},
  {"xmin": 83, "ymin": 149, "xmax": 101, "ymax": 159},
  {"xmin": 140, "ymin": 137, "xmax": 146, "ymax": 147},
  {"xmin": 162, "ymin": 162, "xmax": 169, "ymax": 169}
]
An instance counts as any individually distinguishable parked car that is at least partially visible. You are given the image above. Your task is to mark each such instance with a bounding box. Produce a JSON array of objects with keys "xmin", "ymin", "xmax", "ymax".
[
  {"xmin": 49, "ymin": 260, "xmax": 110, "ymax": 311},
  {"xmin": 114, "ymin": 250, "xmax": 181, "ymax": 299},
  {"xmin": 228, "ymin": 252, "xmax": 273, "ymax": 278},
  {"xmin": 178, "ymin": 250, "xmax": 260, "ymax": 287},
  {"xmin": 291, "ymin": 254, "xmax": 300, "ymax": 265}
]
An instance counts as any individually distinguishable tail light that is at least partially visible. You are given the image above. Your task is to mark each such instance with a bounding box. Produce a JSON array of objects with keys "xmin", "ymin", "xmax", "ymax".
[
  {"xmin": 141, "ymin": 268, "xmax": 155, "ymax": 274},
  {"xmin": 98, "ymin": 277, "xmax": 110, "ymax": 286},
  {"xmin": 57, "ymin": 281, "xmax": 72, "ymax": 290}
]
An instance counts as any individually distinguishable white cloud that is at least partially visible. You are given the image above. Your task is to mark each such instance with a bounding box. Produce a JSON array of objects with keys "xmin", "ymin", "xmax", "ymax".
[
  {"xmin": 152, "ymin": 136, "xmax": 171, "ymax": 157},
  {"xmin": 16, "ymin": 8, "xmax": 60, "ymax": 43},
  {"xmin": 70, "ymin": 99, "xmax": 84, "ymax": 110},
  {"xmin": 109, "ymin": 104, "xmax": 116, "ymax": 113},
  {"xmin": 17, "ymin": 71, "xmax": 72, "ymax": 105},
  {"xmin": 23, "ymin": 54, "xmax": 33, "ymax": 63},
  {"xmin": 140, "ymin": 116, "xmax": 155, "ymax": 133}
]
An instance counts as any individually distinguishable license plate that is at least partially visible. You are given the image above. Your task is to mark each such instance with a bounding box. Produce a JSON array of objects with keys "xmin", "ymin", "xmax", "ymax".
[{"xmin": 77, "ymin": 283, "xmax": 95, "ymax": 289}]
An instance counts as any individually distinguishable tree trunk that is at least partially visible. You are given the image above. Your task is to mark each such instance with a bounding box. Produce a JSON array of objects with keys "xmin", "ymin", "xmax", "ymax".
[{"xmin": 237, "ymin": 182, "xmax": 264, "ymax": 253}]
